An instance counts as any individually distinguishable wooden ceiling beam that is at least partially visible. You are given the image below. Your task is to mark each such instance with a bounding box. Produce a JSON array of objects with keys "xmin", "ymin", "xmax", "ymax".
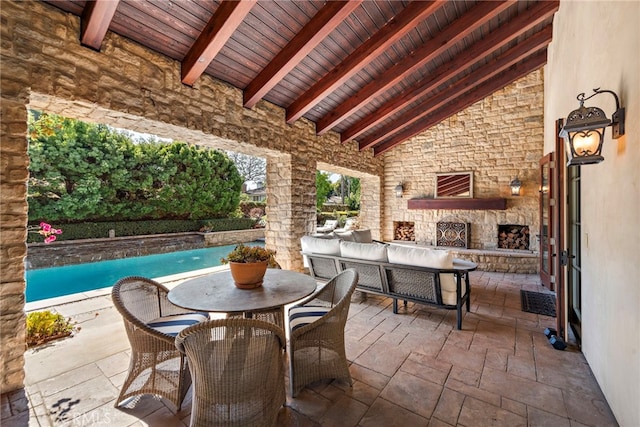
[
  {"xmin": 315, "ymin": 0, "xmax": 515, "ymax": 135},
  {"xmin": 360, "ymin": 27, "xmax": 552, "ymax": 150},
  {"xmin": 372, "ymin": 51, "xmax": 548, "ymax": 156},
  {"xmin": 182, "ymin": 0, "xmax": 256, "ymax": 87},
  {"xmin": 243, "ymin": 1, "xmax": 362, "ymax": 109},
  {"xmin": 343, "ymin": 0, "xmax": 559, "ymax": 144},
  {"xmin": 285, "ymin": 1, "xmax": 444, "ymax": 124},
  {"xmin": 80, "ymin": 0, "xmax": 120, "ymax": 51}
]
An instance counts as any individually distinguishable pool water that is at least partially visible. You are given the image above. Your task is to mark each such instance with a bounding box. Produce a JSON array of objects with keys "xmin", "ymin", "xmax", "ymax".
[{"xmin": 25, "ymin": 242, "xmax": 263, "ymax": 302}]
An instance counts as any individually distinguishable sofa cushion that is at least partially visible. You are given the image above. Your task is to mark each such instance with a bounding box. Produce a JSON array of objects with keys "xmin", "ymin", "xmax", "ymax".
[
  {"xmin": 340, "ymin": 241, "xmax": 388, "ymax": 262},
  {"xmin": 386, "ymin": 245, "xmax": 457, "ymax": 305},
  {"xmin": 301, "ymin": 235, "xmax": 341, "ymax": 255},
  {"xmin": 334, "ymin": 230, "xmax": 355, "ymax": 241},
  {"xmin": 351, "ymin": 229, "xmax": 373, "ymax": 243}
]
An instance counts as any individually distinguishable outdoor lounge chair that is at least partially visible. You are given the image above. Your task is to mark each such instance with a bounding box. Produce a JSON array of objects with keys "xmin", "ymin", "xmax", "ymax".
[
  {"xmin": 112, "ymin": 276, "xmax": 209, "ymax": 412},
  {"xmin": 175, "ymin": 318, "xmax": 286, "ymax": 427},
  {"xmin": 287, "ymin": 268, "xmax": 359, "ymax": 397},
  {"xmin": 315, "ymin": 219, "xmax": 338, "ymax": 233}
]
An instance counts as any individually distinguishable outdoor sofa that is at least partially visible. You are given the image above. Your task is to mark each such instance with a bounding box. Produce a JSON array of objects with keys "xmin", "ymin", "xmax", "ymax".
[{"xmin": 300, "ymin": 236, "xmax": 476, "ymax": 329}]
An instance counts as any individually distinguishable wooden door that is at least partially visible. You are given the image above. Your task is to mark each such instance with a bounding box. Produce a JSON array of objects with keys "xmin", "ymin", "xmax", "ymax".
[{"xmin": 539, "ymin": 153, "xmax": 555, "ymax": 290}]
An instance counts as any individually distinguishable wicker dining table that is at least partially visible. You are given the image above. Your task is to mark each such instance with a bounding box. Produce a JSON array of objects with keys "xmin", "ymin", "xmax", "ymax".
[{"xmin": 167, "ymin": 269, "xmax": 318, "ymax": 327}]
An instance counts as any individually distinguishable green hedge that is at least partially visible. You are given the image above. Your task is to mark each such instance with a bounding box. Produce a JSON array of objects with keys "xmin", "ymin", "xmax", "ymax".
[
  {"xmin": 317, "ymin": 211, "xmax": 359, "ymax": 226},
  {"xmin": 27, "ymin": 218, "xmax": 257, "ymax": 243}
]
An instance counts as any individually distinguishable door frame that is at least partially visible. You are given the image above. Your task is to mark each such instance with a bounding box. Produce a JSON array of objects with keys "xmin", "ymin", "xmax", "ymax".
[{"xmin": 553, "ymin": 118, "xmax": 566, "ymax": 338}]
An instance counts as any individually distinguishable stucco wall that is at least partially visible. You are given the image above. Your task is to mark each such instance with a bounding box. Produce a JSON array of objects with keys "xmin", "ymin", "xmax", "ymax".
[
  {"xmin": 0, "ymin": 0, "xmax": 383, "ymax": 393},
  {"xmin": 544, "ymin": 2, "xmax": 640, "ymax": 425}
]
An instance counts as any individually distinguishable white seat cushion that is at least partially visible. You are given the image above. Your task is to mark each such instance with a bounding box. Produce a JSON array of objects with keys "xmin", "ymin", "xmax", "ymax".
[
  {"xmin": 301, "ymin": 235, "xmax": 341, "ymax": 255},
  {"xmin": 147, "ymin": 312, "xmax": 209, "ymax": 337},
  {"xmin": 289, "ymin": 306, "xmax": 331, "ymax": 332}
]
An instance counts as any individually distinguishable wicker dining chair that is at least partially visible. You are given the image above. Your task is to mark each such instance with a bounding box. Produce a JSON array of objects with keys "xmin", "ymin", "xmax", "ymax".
[
  {"xmin": 175, "ymin": 318, "xmax": 286, "ymax": 427},
  {"xmin": 287, "ymin": 268, "xmax": 359, "ymax": 397},
  {"xmin": 111, "ymin": 276, "xmax": 209, "ymax": 412}
]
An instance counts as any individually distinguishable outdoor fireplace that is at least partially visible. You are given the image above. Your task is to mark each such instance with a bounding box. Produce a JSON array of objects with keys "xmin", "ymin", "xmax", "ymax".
[
  {"xmin": 394, "ymin": 221, "xmax": 415, "ymax": 241},
  {"xmin": 498, "ymin": 224, "xmax": 530, "ymax": 250}
]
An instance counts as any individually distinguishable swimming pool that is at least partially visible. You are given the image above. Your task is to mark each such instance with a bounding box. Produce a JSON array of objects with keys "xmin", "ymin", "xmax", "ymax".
[{"xmin": 25, "ymin": 242, "xmax": 263, "ymax": 302}]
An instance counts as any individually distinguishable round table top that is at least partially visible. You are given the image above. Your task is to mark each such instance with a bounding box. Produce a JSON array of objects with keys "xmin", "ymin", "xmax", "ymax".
[{"xmin": 168, "ymin": 269, "xmax": 318, "ymax": 313}]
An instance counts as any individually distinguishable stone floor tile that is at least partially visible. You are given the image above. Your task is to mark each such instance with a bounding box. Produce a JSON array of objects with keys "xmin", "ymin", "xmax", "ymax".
[
  {"xmin": 484, "ymin": 348, "xmax": 511, "ymax": 371},
  {"xmin": 431, "ymin": 387, "xmax": 464, "ymax": 425},
  {"xmin": 358, "ymin": 397, "xmax": 429, "ymax": 427},
  {"xmin": 319, "ymin": 395, "xmax": 368, "ymax": 427},
  {"xmin": 527, "ymin": 406, "xmax": 572, "ymax": 427},
  {"xmin": 349, "ymin": 363, "xmax": 390, "ymax": 391},
  {"xmin": 449, "ymin": 365, "xmax": 481, "ymax": 387},
  {"xmin": 501, "ymin": 396, "xmax": 527, "ymax": 417},
  {"xmin": 458, "ymin": 396, "xmax": 526, "ymax": 427},
  {"xmin": 353, "ymin": 340, "xmax": 411, "ymax": 377},
  {"xmin": 276, "ymin": 406, "xmax": 320, "ymax": 427},
  {"xmin": 136, "ymin": 405, "xmax": 188, "ymax": 427},
  {"xmin": 445, "ymin": 378, "xmax": 502, "ymax": 408},
  {"xmin": 40, "ymin": 375, "xmax": 119, "ymax": 425},
  {"xmin": 338, "ymin": 379, "xmax": 381, "ymax": 407},
  {"xmin": 562, "ymin": 389, "xmax": 618, "ymax": 427},
  {"xmin": 95, "ymin": 351, "xmax": 130, "ymax": 379},
  {"xmin": 380, "ymin": 370, "xmax": 442, "ymax": 419},
  {"xmin": 479, "ymin": 366, "xmax": 567, "ymax": 417},
  {"xmin": 506, "ymin": 354, "xmax": 537, "ymax": 380},
  {"xmin": 437, "ymin": 342, "xmax": 486, "ymax": 373},
  {"xmin": 399, "ymin": 353, "xmax": 450, "ymax": 386},
  {"xmin": 285, "ymin": 388, "xmax": 332, "ymax": 422}
]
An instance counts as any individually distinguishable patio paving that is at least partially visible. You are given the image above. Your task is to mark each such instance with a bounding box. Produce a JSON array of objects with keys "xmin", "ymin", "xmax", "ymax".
[{"xmin": 2, "ymin": 271, "xmax": 618, "ymax": 426}]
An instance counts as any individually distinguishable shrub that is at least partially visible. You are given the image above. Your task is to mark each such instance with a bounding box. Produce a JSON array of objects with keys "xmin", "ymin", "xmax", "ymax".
[{"xmin": 26, "ymin": 310, "xmax": 76, "ymax": 347}]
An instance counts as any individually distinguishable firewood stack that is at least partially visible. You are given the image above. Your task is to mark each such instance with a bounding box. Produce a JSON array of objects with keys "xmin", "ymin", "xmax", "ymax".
[
  {"xmin": 498, "ymin": 225, "xmax": 530, "ymax": 250},
  {"xmin": 394, "ymin": 222, "xmax": 415, "ymax": 241}
]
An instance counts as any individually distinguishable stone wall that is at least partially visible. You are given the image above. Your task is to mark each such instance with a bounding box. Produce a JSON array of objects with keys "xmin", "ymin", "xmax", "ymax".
[
  {"xmin": 383, "ymin": 70, "xmax": 544, "ymax": 259},
  {"xmin": 0, "ymin": 0, "xmax": 384, "ymax": 393}
]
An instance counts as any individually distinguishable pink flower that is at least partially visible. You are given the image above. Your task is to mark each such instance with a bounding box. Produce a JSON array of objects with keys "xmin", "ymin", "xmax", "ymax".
[
  {"xmin": 44, "ymin": 235, "xmax": 57, "ymax": 244},
  {"xmin": 40, "ymin": 222, "xmax": 52, "ymax": 232}
]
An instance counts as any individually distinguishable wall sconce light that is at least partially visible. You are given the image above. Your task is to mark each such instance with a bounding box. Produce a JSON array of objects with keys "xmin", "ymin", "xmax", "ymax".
[
  {"xmin": 510, "ymin": 177, "xmax": 522, "ymax": 196},
  {"xmin": 394, "ymin": 182, "xmax": 404, "ymax": 198},
  {"xmin": 559, "ymin": 88, "xmax": 625, "ymax": 166}
]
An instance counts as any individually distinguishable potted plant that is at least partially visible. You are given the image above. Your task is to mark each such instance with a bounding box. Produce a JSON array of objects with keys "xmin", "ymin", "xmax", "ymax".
[{"xmin": 221, "ymin": 244, "xmax": 277, "ymax": 289}]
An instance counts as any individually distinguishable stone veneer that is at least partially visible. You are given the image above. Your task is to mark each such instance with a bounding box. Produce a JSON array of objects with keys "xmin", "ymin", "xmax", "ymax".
[
  {"xmin": 383, "ymin": 70, "xmax": 544, "ymax": 259},
  {"xmin": 0, "ymin": 1, "xmax": 384, "ymax": 393}
]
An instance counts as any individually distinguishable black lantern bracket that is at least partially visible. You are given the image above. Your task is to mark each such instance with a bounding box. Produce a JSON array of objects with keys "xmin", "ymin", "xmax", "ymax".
[{"xmin": 581, "ymin": 88, "xmax": 624, "ymax": 138}]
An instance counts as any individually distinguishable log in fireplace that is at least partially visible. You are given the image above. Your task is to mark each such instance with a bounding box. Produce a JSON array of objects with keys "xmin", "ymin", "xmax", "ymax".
[
  {"xmin": 498, "ymin": 224, "xmax": 530, "ymax": 250},
  {"xmin": 394, "ymin": 221, "xmax": 415, "ymax": 241}
]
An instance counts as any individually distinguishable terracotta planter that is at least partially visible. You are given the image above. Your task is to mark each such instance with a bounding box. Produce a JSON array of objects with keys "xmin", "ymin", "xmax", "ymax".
[{"xmin": 229, "ymin": 261, "xmax": 268, "ymax": 289}]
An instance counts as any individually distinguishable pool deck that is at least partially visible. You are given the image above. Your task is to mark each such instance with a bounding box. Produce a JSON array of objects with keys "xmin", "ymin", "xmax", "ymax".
[{"xmin": 5, "ymin": 270, "xmax": 619, "ymax": 426}]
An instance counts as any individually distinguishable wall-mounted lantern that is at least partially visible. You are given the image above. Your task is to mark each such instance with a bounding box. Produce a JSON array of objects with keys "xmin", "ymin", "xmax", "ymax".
[
  {"xmin": 510, "ymin": 177, "xmax": 522, "ymax": 196},
  {"xmin": 394, "ymin": 183, "xmax": 404, "ymax": 198},
  {"xmin": 559, "ymin": 88, "xmax": 625, "ymax": 166}
]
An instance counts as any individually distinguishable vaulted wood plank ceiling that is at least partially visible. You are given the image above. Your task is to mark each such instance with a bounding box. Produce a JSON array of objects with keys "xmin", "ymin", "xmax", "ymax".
[{"xmin": 44, "ymin": 0, "xmax": 559, "ymax": 156}]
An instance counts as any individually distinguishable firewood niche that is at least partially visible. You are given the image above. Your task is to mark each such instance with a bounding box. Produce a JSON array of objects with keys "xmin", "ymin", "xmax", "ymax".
[{"xmin": 407, "ymin": 197, "xmax": 507, "ymax": 210}]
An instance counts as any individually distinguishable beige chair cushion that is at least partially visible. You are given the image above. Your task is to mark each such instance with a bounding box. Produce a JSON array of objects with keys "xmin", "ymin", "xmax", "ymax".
[
  {"xmin": 301, "ymin": 235, "xmax": 341, "ymax": 255},
  {"xmin": 386, "ymin": 245, "xmax": 456, "ymax": 305}
]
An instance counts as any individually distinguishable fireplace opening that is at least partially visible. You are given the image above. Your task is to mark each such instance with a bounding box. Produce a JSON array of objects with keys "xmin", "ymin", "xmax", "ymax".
[
  {"xmin": 498, "ymin": 224, "xmax": 530, "ymax": 250},
  {"xmin": 394, "ymin": 221, "xmax": 415, "ymax": 241}
]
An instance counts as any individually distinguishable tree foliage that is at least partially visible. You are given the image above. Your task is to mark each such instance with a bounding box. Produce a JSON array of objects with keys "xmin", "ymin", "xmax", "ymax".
[
  {"xmin": 316, "ymin": 171, "xmax": 333, "ymax": 210},
  {"xmin": 226, "ymin": 151, "xmax": 266, "ymax": 184},
  {"xmin": 28, "ymin": 112, "xmax": 243, "ymax": 222}
]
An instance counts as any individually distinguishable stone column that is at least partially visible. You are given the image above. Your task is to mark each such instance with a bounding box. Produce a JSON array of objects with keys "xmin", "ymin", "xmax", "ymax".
[
  {"xmin": 265, "ymin": 153, "xmax": 316, "ymax": 271},
  {"xmin": 0, "ymin": 79, "xmax": 30, "ymax": 392}
]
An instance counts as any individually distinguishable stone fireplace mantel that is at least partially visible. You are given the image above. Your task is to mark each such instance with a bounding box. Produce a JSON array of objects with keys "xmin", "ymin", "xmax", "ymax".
[{"xmin": 407, "ymin": 197, "xmax": 507, "ymax": 210}]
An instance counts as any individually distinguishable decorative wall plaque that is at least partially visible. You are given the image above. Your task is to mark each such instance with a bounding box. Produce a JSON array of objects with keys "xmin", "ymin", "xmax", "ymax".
[{"xmin": 435, "ymin": 172, "xmax": 473, "ymax": 198}]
